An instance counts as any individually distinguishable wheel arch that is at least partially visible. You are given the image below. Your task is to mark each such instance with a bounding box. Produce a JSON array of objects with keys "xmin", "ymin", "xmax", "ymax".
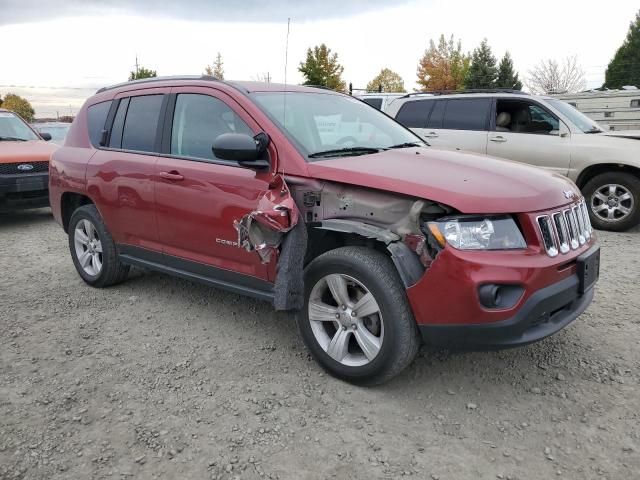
[
  {"xmin": 60, "ymin": 192, "xmax": 95, "ymax": 233},
  {"xmin": 575, "ymin": 163, "xmax": 640, "ymax": 189}
]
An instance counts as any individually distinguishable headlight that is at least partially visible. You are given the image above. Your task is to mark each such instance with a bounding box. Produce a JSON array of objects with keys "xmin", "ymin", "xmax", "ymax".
[{"xmin": 427, "ymin": 216, "xmax": 526, "ymax": 250}]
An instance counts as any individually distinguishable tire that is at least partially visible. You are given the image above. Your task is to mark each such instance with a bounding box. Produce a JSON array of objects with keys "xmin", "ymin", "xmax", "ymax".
[
  {"xmin": 582, "ymin": 172, "xmax": 640, "ymax": 232},
  {"xmin": 297, "ymin": 246, "xmax": 420, "ymax": 386},
  {"xmin": 68, "ymin": 204, "xmax": 129, "ymax": 287}
]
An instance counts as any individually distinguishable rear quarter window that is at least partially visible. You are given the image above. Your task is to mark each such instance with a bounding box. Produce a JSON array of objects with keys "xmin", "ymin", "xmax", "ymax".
[
  {"xmin": 86, "ymin": 100, "xmax": 112, "ymax": 147},
  {"xmin": 395, "ymin": 100, "xmax": 433, "ymax": 128}
]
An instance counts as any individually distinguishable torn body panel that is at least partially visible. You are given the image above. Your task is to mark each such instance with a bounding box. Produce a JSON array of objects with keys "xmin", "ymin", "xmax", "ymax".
[{"xmin": 234, "ymin": 175, "xmax": 298, "ymax": 263}]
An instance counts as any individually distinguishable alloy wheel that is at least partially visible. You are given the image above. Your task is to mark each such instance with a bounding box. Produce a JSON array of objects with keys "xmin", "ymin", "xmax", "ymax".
[
  {"xmin": 308, "ymin": 273, "xmax": 384, "ymax": 367},
  {"xmin": 590, "ymin": 184, "xmax": 634, "ymax": 223},
  {"xmin": 74, "ymin": 219, "xmax": 103, "ymax": 276}
]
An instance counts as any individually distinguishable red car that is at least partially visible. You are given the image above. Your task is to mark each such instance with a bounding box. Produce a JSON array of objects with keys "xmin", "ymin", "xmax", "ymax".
[{"xmin": 50, "ymin": 77, "xmax": 599, "ymax": 385}]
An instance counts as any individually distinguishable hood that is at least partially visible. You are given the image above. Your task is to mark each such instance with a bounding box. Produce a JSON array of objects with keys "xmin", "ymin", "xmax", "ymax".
[
  {"xmin": 0, "ymin": 140, "xmax": 58, "ymax": 165},
  {"xmin": 601, "ymin": 130, "xmax": 640, "ymax": 140},
  {"xmin": 306, "ymin": 148, "xmax": 580, "ymax": 214}
]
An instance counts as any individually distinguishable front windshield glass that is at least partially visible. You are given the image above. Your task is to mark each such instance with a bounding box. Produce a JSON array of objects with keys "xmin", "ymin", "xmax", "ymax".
[
  {"xmin": 547, "ymin": 99, "xmax": 604, "ymax": 133},
  {"xmin": 252, "ymin": 92, "xmax": 423, "ymax": 159},
  {"xmin": 0, "ymin": 111, "xmax": 39, "ymax": 141},
  {"xmin": 37, "ymin": 125, "xmax": 69, "ymax": 142}
]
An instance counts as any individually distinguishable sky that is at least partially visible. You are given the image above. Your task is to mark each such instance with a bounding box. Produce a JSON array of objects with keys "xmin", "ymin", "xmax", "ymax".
[{"xmin": 0, "ymin": 0, "xmax": 638, "ymax": 118}]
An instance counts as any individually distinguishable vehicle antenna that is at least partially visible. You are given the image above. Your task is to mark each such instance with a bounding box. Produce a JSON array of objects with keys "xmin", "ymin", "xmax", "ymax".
[{"xmin": 281, "ymin": 17, "xmax": 291, "ymax": 178}]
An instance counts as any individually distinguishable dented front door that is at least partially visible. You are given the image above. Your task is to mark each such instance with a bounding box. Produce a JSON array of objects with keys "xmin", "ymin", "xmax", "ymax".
[{"xmin": 154, "ymin": 86, "xmax": 295, "ymax": 281}]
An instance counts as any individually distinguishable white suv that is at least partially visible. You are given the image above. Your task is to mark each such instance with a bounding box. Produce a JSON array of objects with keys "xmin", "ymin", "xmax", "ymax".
[{"xmin": 386, "ymin": 91, "xmax": 640, "ymax": 231}]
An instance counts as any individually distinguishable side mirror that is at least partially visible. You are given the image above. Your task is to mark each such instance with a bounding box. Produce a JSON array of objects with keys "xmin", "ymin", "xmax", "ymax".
[
  {"xmin": 212, "ymin": 133, "xmax": 270, "ymax": 169},
  {"xmin": 39, "ymin": 132, "xmax": 52, "ymax": 141}
]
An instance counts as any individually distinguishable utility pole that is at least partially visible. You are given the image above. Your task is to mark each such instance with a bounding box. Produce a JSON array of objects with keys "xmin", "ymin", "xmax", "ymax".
[{"xmin": 135, "ymin": 54, "xmax": 139, "ymax": 78}]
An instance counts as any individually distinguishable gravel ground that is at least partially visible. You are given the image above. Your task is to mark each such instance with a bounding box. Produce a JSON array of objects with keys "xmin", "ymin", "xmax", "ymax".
[{"xmin": 1, "ymin": 208, "xmax": 639, "ymax": 480}]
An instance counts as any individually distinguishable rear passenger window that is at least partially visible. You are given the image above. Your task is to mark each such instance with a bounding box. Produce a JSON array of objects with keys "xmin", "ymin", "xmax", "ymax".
[
  {"xmin": 120, "ymin": 95, "xmax": 163, "ymax": 152},
  {"xmin": 442, "ymin": 99, "xmax": 491, "ymax": 131},
  {"xmin": 395, "ymin": 100, "xmax": 432, "ymax": 128},
  {"xmin": 426, "ymin": 100, "xmax": 445, "ymax": 128},
  {"xmin": 170, "ymin": 94, "xmax": 253, "ymax": 161},
  {"xmin": 87, "ymin": 100, "xmax": 112, "ymax": 147},
  {"xmin": 362, "ymin": 98, "xmax": 383, "ymax": 110}
]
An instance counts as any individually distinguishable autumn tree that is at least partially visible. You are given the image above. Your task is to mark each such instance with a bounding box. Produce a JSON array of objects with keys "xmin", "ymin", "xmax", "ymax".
[
  {"xmin": 465, "ymin": 39, "xmax": 498, "ymax": 89},
  {"xmin": 366, "ymin": 68, "xmax": 406, "ymax": 93},
  {"xmin": 605, "ymin": 10, "xmax": 640, "ymax": 88},
  {"xmin": 1, "ymin": 93, "xmax": 35, "ymax": 122},
  {"xmin": 416, "ymin": 34, "xmax": 469, "ymax": 91},
  {"xmin": 526, "ymin": 56, "xmax": 586, "ymax": 94},
  {"xmin": 496, "ymin": 52, "xmax": 523, "ymax": 90},
  {"xmin": 129, "ymin": 66, "xmax": 157, "ymax": 81},
  {"xmin": 205, "ymin": 52, "xmax": 225, "ymax": 80},
  {"xmin": 298, "ymin": 44, "xmax": 346, "ymax": 92}
]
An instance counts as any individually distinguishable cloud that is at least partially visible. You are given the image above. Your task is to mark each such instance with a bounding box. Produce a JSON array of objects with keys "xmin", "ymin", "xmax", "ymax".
[{"xmin": 0, "ymin": 0, "xmax": 408, "ymax": 25}]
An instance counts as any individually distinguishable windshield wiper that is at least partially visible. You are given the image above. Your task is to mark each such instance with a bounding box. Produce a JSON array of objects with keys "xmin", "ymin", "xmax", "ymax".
[
  {"xmin": 0, "ymin": 136, "xmax": 27, "ymax": 141},
  {"xmin": 387, "ymin": 141, "xmax": 426, "ymax": 149},
  {"xmin": 308, "ymin": 147, "xmax": 382, "ymax": 159}
]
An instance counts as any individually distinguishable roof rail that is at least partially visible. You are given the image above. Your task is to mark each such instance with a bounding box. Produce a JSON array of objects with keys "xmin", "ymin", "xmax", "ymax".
[
  {"xmin": 304, "ymin": 84, "xmax": 339, "ymax": 92},
  {"xmin": 400, "ymin": 88, "xmax": 528, "ymax": 98},
  {"xmin": 96, "ymin": 75, "xmax": 222, "ymax": 94}
]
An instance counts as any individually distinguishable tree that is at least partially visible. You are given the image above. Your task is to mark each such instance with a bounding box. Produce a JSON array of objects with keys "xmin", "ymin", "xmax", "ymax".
[
  {"xmin": 205, "ymin": 52, "xmax": 225, "ymax": 80},
  {"xmin": 416, "ymin": 34, "xmax": 469, "ymax": 91},
  {"xmin": 129, "ymin": 66, "xmax": 157, "ymax": 81},
  {"xmin": 605, "ymin": 11, "xmax": 640, "ymax": 88},
  {"xmin": 366, "ymin": 68, "xmax": 406, "ymax": 93},
  {"xmin": 298, "ymin": 44, "xmax": 346, "ymax": 92},
  {"xmin": 1, "ymin": 93, "xmax": 35, "ymax": 122},
  {"xmin": 526, "ymin": 56, "xmax": 586, "ymax": 94},
  {"xmin": 496, "ymin": 51, "xmax": 523, "ymax": 90},
  {"xmin": 465, "ymin": 39, "xmax": 498, "ymax": 89}
]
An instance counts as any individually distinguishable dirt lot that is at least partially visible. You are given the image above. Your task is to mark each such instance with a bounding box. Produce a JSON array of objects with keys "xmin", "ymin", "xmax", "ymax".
[{"xmin": 1, "ymin": 209, "xmax": 639, "ymax": 480}]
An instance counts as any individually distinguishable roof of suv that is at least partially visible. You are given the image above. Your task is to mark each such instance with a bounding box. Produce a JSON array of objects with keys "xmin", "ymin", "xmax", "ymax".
[{"xmin": 96, "ymin": 75, "xmax": 342, "ymax": 96}]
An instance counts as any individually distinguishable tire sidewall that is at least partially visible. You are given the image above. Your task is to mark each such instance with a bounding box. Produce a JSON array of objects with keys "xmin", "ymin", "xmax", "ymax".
[
  {"xmin": 68, "ymin": 205, "xmax": 111, "ymax": 286},
  {"xmin": 298, "ymin": 250, "xmax": 409, "ymax": 383},
  {"xmin": 583, "ymin": 172, "xmax": 640, "ymax": 232}
]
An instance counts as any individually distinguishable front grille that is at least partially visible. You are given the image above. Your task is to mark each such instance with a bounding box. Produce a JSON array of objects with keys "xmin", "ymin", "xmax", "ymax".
[
  {"xmin": 537, "ymin": 200, "xmax": 593, "ymax": 257},
  {"xmin": 0, "ymin": 161, "xmax": 49, "ymax": 175}
]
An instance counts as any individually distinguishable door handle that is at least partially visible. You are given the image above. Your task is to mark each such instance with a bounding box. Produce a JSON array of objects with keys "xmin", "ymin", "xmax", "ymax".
[
  {"xmin": 490, "ymin": 136, "xmax": 507, "ymax": 143},
  {"xmin": 159, "ymin": 171, "xmax": 184, "ymax": 181},
  {"xmin": 424, "ymin": 131, "xmax": 439, "ymax": 138}
]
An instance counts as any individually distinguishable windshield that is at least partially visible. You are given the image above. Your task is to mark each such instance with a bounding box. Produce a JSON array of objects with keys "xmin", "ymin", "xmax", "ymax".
[
  {"xmin": 252, "ymin": 92, "xmax": 423, "ymax": 159},
  {"xmin": 36, "ymin": 124, "xmax": 69, "ymax": 142},
  {"xmin": 0, "ymin": 111, "xmax": 39, "ymax": 141},
  {"xmin": 546, "ymin": 99, "xmax": 604, "ymax": 133}
]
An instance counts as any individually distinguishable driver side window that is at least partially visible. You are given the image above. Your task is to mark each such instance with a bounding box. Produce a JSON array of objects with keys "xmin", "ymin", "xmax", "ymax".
[
  {"xmin": 495, "ymin": 99, "xmax": 560, "ymax": 136},
  {"xmin": 171, "ymin": 94, "xmax": 253, "ymax": 161}
]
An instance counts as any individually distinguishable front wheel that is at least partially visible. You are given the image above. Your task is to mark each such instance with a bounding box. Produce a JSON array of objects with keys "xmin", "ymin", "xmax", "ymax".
[
  {"xmin": 583, "ymin": 172, "xmax": 640, "ymax": 231},
  {"xmin": 297, "ymin": 246, "xmax": 420, "ymax": 386}
]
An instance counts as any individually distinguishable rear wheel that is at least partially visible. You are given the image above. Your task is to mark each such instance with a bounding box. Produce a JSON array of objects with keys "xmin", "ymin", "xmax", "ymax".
[
  {"xmin": 583, "ymin": 172, "xmax": 640, "ymax": 231},
  {"xmin": 68, "ymin": 204, "xmax": 129, "ymax": 287},
  {"xmin": 297, "ymin": 247, "xmax": 420, "ymax": 385}
]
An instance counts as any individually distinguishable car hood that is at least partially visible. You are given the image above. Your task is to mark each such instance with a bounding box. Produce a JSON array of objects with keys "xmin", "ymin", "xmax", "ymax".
[
  {"xmin": 306, "ymin": 147, "xmax": 580, "ymax": 214},
  {"xmin": 601, "ymin": 130, "xmax": 640, "ymax": 140},
  {"xmin": 0, "ymin": 140, "xmax": 58, "ymax": 164}
]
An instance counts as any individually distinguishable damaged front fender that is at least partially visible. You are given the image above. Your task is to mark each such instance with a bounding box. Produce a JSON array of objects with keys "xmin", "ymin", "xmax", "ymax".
[{"xmin": 234, "ymin": 175, "xmax": 299, "ymax": 263}]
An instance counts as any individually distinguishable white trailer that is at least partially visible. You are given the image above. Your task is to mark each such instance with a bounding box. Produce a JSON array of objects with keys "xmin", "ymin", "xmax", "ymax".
[{"xmin": 555, "ymin": 87, "xmax": 640, "ymax": 131}]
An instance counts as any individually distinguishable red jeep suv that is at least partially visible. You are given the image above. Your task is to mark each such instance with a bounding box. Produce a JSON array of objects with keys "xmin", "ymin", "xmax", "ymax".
[{"xmin": 50, "ymin": 77, "xmax": 599, "ymax": 385}]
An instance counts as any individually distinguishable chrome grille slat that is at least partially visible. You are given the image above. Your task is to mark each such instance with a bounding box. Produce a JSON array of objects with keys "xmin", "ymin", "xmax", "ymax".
[{"xmin": 538, "ymin": 200, "xmax": 592, "ymax": 257}]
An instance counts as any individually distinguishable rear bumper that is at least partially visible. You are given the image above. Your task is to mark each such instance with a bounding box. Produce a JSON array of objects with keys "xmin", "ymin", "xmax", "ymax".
[
  {"xmin": 0, "ymin": 173, "xmax": 49, "ymax": 209},
  {"xmin": 418, "ymin": 274, "xmax": 594, "ymax": 348}
]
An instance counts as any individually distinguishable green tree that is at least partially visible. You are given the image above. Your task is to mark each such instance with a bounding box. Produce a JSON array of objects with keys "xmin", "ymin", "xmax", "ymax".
[
  {"xmin": 465, "ymin": 39, "xmax": 497, "ymax": 89},
  {"xmin": 416, "ymin": 34, "xmax": 469, "ymax": 91},
  {"xmin": 496, "ymin": 51, "xmax": 523, "ymax": 90},
  {"xmin": 366, "ymin": 68, "xmax": 406, "ymax": 93},
  {"xmin": 1, "ymin": 93, "xmax": 35, "ymax": 122},
  {"xmin": 205, "ymin": 52, "xmax": 225, "ymax": 80},
  {"xmin": 129, "ymin": 66, "xmax": 157, "ymax": 81},
  {"xmin": 605, "ymin": 10, "xmax": 640, "ymax": 88},
  {"xmin": 298, "ymin": 44, "xmax": 346, "ymax": 92}
]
